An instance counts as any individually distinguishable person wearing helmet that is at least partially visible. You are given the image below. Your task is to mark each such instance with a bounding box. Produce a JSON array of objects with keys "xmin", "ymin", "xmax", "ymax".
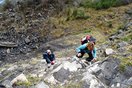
[
  {"xmin": 76, "ymin": 42, "xmax": 97, "ymax": 62},
  {"xmin": 43, "ymin": 49, "xmax": 55, "ymax": 67}
]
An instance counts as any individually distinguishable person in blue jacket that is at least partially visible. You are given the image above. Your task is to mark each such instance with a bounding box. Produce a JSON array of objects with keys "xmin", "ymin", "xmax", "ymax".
[
  {"xmin": 43, "ymin": 49, "xmax": 55, "ymax": 66},
  {"xmin": 76, "ymin": 42, "xmax": 97, "ymax": 62}
]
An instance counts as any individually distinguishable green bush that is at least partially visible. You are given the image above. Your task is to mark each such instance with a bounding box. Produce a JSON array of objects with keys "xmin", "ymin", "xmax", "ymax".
[
  {"xmin": 80, "ymin": 0, "xmax": 120, "ymax": 10},
  {"xmin": 66, "ymin": 7, "xmax": 90, "ymax": 21}
]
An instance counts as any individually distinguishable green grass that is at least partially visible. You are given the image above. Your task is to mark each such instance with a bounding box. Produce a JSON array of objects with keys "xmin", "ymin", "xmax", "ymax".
[
  {"xmin": 15, "ymin": 81, "xmax": 31, "ymax": 87},
  {"xmin": 27, "ymin": 76, "xmax": 41, "ymax": 85},
  {"xmin": 15, "ymin": 75, "xmax": 41, "ymax": 87},
  {"xmin": 119, "ymin": 56, "xmax": 132, "ymax": 72},
  {"xmin": 83, "ymin": 28, "xmax": 92, "ymax": 33},
  {"xmin": 66, "ymin": 7, "xmax": 90, "ymax": 21},
  {"xmin": 80, "ymin": 0, "xmax": 121, "ymax": 10},
  {"xmin": 121, "ymin": 33, "xmax": 132, "ymax": 42}
]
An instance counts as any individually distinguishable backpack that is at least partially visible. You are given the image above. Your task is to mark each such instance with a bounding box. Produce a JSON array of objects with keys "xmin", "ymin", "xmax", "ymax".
[{"xmin": 81, "ymin": 35, "xmax": 96, "ymax": 45}]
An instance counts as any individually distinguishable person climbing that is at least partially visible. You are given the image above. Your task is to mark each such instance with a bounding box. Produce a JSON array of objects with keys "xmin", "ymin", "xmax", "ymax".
[
  {"xmin": 76, "ymin": 42, "xmax": 97, "ymax": 64},
  {"xmin": 81, "ymin": 35, "xmax": 96, "ymax": 45},
  {"xmin": 43, "ymin": 49, "xmax": 55, "ymax": 67}
]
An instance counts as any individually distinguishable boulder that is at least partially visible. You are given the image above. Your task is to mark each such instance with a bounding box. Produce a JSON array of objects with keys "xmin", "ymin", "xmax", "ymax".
[
  {"xmin": 53, "ymin": 67, "xmax": 70, "ymax": 83},
  {"xmin": 0, "ymin": 42, "xmax": 17, "ymax": 48},
  {"xmin": 1, "ymin": 80, "xmax": 13, "ymax": 88},
  {"xmin": 11, "ymin": 73, "xmax": 29, "ymax": 85},
  {"xmin": 105, "ymin": 48, "xmax": 114, "ymax": 55},
  {"xmin": 118, "ymin": 41, "xmax": 128, "ymax": 48},
  {"xmin": 35, "ymin": 82, "xmax": 49, "ymax": 88}
]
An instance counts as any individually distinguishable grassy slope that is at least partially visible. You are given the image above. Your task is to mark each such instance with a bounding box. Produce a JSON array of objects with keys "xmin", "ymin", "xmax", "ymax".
[{"xmin": 47, "ymin": 4, "xmax": 132, "ymax": 58}]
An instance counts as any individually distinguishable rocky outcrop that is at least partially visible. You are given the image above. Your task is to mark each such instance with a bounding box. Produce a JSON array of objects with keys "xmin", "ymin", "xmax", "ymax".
[{"xmin": 0, "ymin": 55, "xmax": 131, "ymax": 88}]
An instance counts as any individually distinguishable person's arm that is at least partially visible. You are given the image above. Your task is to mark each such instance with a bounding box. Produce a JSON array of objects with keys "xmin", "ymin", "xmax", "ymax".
[
  {"xmin": 43, "ymin": 53, "xmax": 47, "ymax": 59},
  {"xmin": 43, "ymin": 53, "xmax": 51, "ymax": 63},
  {"xmin": 76, "ymin": 43, "xmax": 87, "ymax": 53},
  {"xmin": 93, "ymin": 48, "xmax": 97, "ymax": 59},
  {"xmin": 52, "ymin": 54, "xmax": 55, "ymax": 60}
]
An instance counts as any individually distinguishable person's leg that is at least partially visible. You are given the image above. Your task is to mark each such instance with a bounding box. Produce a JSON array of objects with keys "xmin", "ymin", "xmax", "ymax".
[
  {"xmin": 86, "ymin": 52, "xmax": 94, "ymax": 62},
  {"xmin": 49, "ymin": 54, "xmax": 55, "ymax": 61},
  {"xmin": 43, "ymin": 54, "xmax": 51, "ymax": 64}
]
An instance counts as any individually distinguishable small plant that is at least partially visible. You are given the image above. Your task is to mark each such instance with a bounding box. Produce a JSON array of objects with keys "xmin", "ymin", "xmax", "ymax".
[
  {"xmin": 119, "ymin": 57, "xmax": 132, "ymax": 72},
  {"xmin": 107, "ymin": 21, "xmax": 113, "ymax": 28},
  {"xmin": 27, "ymin": 76, "xmax": 41, "ymax": 85},
  {"xmin": 119, "ymin": 63, "xmax": 126, "ymax": 72},
  {"xmin": 121, "ymin": 34, "xmax": 132, "ymax": 42},
  {"xmin": 83, "ymin": 28, "xmax": 91, "ymax": 33},
  {"xmin": 15, "ymin": 81, "xmax": 31, "ymax": 87},
  {"xmin": 66, "ymin": 7, "xmax": 90, "ymax": 21},
  {"xmin": 63, "ymin": 82, "xmax": 82, "ymax": 88}
]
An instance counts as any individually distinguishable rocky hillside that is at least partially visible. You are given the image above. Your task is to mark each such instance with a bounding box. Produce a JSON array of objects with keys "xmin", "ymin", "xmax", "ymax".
[
  {"xmin": 0, "ymin": 26, "xmax": 131, "ymax": 87},
  {"xmin": 0, "ymin": 0, "xmax": 132, "ymax": 88},
  {"xmin": 0, "ymin": 0, "xmax": 132, "ymax": 64}
]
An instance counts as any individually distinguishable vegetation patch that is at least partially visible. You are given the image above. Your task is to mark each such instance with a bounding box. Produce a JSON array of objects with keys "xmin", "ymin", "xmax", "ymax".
[
  {"xmin": 66, "ymin": 7, "xmax": 90, "ymax": 21},
  {"xmin": 119, "ymin": 56, "xmax": 132, "ymax": 72},
  {"xmin": 121, "ymin": 33, "xmax": 132, "ymax": 42},
  {"xmin": 80, "ymin": 0, "xmax": 123, "ymax": 10},
  {"xmin": 27, "ymin": 76, "xmax": 41, "ymax": 85},
  {"xmin": 14, "ymin": 81, "xmax": 31, "ymax": 87},
  {"xmin": 65, "ymin": 83, "xmax": 81, "ymax": 88}
]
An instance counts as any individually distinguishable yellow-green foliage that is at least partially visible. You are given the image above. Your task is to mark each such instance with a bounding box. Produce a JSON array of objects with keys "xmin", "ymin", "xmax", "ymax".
[
  {"xmin": 15, "ymin": 75, "xmax": 41, "ymax": 87},
  {"xmin": 27, "ymin": 76, "xmax": 41, "ymax": 85},
  {"xmin": 53, "ymin": 82, "xmax": 82, "ymax": 88},
  {"xmin": 80, "ymin": 0, "xmax": 122, "ymax": 10},
  {"xmin": 121, "ymin": 33, "xmax": 132, "ymax": 42},
  {"xmin": 66, "ymin": 7, "xmax": 90, "ymax": 21},
  {"xmin": 15, "ymin": 81, "xmax": 31, "ymax": 87},
  {"xmin": 119, "ymin": 56, "xmax": 132, "ymax": 72}
]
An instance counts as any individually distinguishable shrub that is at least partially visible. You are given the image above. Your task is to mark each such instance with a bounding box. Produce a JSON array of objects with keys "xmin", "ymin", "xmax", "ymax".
[
  {"xmin": 66, "ymin": 7, "xmax": 90, "ymax": 21},
  {"xmin": 80, "ymin": 0, "xmax": 121, "ymax": 10}
]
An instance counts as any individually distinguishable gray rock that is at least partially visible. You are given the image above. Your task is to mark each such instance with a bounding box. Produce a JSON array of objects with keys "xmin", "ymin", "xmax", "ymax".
[
  {"xmin": 118, "ymin": 41, "xmax": 128, "ymax": 48},
  {"xmin": 73, "ymin": 0, "xmax": 82, "ymax": 6},
  {"xmin": 126, "ymin": 10, "xmax": 132, "ymax": 15},
  {"xmin": 11, "ymin": 73, "xmax": 29, "ymax": 85},
  {"xmin": 25, "ymin": 38, "xmax": 31, "ymax": 44},
  {"xmin": 109, "ymin": 35, "xmax": 119, "ymax": 41},
  {"xmin": 53, "ymin": 67, "xmax": 70, "ymax": 83},
  {"xmin": 0, "ymin": 13, "xmax": 3, "ymax": 15},
  {"xmin": 98, "ymin": 58, "xmax": 120, "ymax": 85},
  {"xmin": 118, "ymin": 47, "xmax": 126, "ymax": 52},
  {"xmin": 118, "ymin": 30, "xmax": 123, "ymax": 34},
  {"xmin": 2, "ymin": 80, "xmax": 13, "ymax": 88},
  {"xmin": 0, "ymin": 42, "xmax": 17, "ymax": 48},
  {"xmin": 35, "ymin": 82, "xmax": 49, "ymax": 88},
  {"xmin": 105, "ymin": 48, "xmax": 114, "ymax": 56},
  {"xmin": 127, "ymin": 77, "xmax": 132, "ymax": 85},
  {"xmin": 123, "ymin": 66, "xmax": 132, "ymax": 78}
]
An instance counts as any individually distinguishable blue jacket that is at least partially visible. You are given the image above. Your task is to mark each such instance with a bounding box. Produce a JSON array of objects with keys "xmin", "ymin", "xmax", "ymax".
[
  {"xmin": 43, "ymin": 52, "xmax": 55, "ymax": 60},
  {"xmin": 76, "ymin": 43, "xmax": 97, "ymax": 58}
]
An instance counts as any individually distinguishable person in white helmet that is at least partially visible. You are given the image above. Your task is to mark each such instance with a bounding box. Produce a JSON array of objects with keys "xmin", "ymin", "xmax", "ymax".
[{"xmin": 43, "ymin": 49, "xmax": 55, "ymax": 67}]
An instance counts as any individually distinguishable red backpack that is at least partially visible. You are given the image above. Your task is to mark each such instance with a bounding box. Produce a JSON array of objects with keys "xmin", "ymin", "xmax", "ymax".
[{"xmin": 81, "ymin": 35, "xmax": 96, "ymax": 45}]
